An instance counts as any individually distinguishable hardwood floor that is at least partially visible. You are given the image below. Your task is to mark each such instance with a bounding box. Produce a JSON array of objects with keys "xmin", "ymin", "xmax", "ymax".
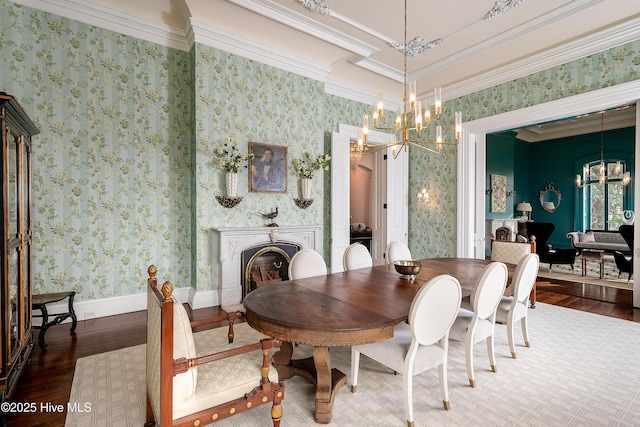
[{"xmin": 4, "ymin": 278, "xmax": 640, "ymax": 426}]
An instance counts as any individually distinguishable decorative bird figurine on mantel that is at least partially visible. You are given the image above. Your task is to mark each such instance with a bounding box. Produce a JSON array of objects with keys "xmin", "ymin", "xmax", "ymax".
[{"xmin": 258, "ymin": 207, "xmax": 279, "ymax": 227}]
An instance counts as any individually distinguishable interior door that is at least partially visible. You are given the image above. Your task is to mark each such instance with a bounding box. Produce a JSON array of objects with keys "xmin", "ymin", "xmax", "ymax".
[
  {"xmin": 385, "ymin": 145, "xmax": 409, "ymax": 249},
  {"xmin": 331, "ymin": 124, "xmax": 402, "ymax": 272},
  {"xmin": 330, "ymin": 131, "xmax": 351, "ymax": 273}
]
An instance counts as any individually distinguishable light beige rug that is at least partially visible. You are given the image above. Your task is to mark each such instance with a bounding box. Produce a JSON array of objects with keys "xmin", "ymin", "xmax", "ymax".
[{"xmin": 65, "ymin": 303, "xmax": 640, "ymax": 426}]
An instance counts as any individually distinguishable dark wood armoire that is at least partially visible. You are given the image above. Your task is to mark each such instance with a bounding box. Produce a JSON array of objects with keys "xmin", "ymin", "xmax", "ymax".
[{"xmin": 0, "ymin": 93, "xmax": 39, "ymax": 403}]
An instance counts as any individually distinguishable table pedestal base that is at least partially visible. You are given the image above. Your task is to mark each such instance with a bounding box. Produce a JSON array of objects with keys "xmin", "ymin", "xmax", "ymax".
[{"xmin": 272, "ymin": 342, "xmax": 347, "ymax": 423}]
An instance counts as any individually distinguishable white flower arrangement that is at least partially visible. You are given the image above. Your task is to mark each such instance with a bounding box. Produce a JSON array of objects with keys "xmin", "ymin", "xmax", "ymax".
[
  {"xmin": 292, "ymin": 152, "xmax": 331, "ymax": 179},
  {"xmin": 214, "ymin": 143, "xmax": 254, "ymax": 173}
]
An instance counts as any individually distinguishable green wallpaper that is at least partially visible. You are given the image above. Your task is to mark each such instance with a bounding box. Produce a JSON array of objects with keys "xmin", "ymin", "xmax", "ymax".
[
  {"xmin": 192, "ymin": 44, "xmax": 340, "ymax": 290},
  {"xmin": 2, "ymin": 0, "xmax": 640, "ymax": 301},
  {"xmin": 1, "ymin": 2, "xmax": 192, "ymax": 298}
]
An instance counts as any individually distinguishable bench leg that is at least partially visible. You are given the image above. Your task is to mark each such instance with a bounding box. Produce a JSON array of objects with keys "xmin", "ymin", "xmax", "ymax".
[
  {"xmin": 38, "ymin": 304, "xmax": 49, "ymax": 349},
  {"xmin": 68, "ymin": 292, "xmax": 77, "ymax": 333}
]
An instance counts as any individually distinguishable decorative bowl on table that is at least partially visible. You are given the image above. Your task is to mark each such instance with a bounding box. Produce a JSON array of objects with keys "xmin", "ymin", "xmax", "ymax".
[{"xmin": 393, "ymin": 260, "xmax": 422, "ymax": 280}]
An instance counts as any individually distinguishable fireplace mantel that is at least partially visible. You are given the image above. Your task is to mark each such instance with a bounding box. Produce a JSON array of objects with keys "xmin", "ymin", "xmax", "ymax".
[{"xmin": 211, "ymin": 226, "xmax": 322, "ymax": 306}]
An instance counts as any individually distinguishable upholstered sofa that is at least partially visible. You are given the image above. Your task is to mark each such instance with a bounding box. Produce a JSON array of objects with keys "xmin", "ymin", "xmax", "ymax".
[{"xmin": 566, "ymin": 230, "xmax": 630, "ymax": 254}]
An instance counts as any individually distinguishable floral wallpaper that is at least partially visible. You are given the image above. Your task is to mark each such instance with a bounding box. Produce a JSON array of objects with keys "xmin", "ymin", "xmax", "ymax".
[
  {"xmin": 192, "ymin": 44, "xmax": 331, "ymax": 291},
  {"xmin": 0, "ymin": 1, "xmax": 192, "ymax": 298},
  {"xmin": 1, "ymin": 0, "xmax": 639, "ymax": 302}
]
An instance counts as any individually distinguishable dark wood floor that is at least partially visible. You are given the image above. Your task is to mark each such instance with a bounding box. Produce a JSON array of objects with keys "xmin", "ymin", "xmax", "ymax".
[{"xmin": 5, "ymin": 277, "xmax": 640, "ymax": 426}]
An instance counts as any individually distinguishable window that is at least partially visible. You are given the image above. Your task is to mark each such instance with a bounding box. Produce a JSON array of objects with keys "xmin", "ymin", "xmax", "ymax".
[{"xmin": 582, "ymin": 160, "xmax": 628, "ymax": 230}]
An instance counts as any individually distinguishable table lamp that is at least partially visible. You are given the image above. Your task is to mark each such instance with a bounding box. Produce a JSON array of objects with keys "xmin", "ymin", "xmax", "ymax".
[{"xmin": 516, "ymin": 202, "xmax": 532, "ymax": 221}]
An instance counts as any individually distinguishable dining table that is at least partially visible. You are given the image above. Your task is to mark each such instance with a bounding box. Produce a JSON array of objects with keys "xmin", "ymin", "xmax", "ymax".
[{"xmin": 242, "ymin": 257, "xmax": 516, "ymax": 423}]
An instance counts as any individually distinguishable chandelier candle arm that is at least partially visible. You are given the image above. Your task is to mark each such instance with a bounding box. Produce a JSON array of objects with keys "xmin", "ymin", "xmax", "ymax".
[{"xmin": 361, "ymin": 0, "xmax": 462, "ymax": 154}]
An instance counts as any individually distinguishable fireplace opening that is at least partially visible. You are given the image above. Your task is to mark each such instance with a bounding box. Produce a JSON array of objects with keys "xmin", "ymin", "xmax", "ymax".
[
  {"xmin": 241, "ymin": 243, "xmax": 300, "ymax": 298},
  {"xmin": 495, "ymin": 226, "xmax": 511, "ymax": 241}
]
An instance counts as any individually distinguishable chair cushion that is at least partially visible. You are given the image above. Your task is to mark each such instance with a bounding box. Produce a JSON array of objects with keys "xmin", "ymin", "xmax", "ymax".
[
  {"xmin": 449, "ymin": 309, "xmax": 494, "ymax": 343},
  {"xmin": 172, "ymin": 298, "xmax": 198, "ymax": 406},
  {"xmin": 173, "ymin": 322, "xmax": 278, "ymax": 420},
  {"xmin": 353, "ymin": 322, "xmax": 445, "ymax": 376}
]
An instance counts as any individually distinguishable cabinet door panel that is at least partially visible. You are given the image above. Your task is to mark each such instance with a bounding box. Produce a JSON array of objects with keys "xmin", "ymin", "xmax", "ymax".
[
  {"xmin": 8, "ymin": 134, "xmax": 18, "ymax": 239},
  {"xmin": 9, "ymin": 249, "xmax": 19, "ymax": 356}
]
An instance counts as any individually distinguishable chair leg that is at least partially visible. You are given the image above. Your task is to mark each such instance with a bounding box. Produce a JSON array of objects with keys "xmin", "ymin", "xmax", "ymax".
[
  {"xmin": 438, "ymin": 362, "xmax": 451, "ymax": 410},
  {"xmin": 507, "ymin": 318, "xmax": 516, "ymax": 359},
  {"xmin": 350, "ymin": 349, "xmax": 360, "ymax": 393},
  {"xmin": 465, "ymin": 336, "xmax": 475, "ymax": 387},
  {"xmin": 403, "ymin": 367, "xmax": 414, "ymax": 426},
  {"xmin": 271, "ymin": 401, "xmax": 283, "ymax": 427},
  {"xmin": 521, "ymin": 316, "xmax": 530, "ymax": 347},
  {"xmin": 487, "ymin": 335, "xmax": 497, "ymax": 373}
]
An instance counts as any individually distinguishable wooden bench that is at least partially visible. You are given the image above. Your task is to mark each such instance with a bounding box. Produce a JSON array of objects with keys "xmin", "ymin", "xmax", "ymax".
[{"xmin": 32, "ymin": 291, "xmax": 77, "ymax": 349}]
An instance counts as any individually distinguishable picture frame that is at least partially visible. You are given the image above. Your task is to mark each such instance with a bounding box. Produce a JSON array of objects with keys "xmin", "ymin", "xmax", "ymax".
[
  {"xmin": 490, "ymin": 174, "xmax": 507, "ymax": 213},
  {"xmin": 249, "ymin": 142, "xmax": 288, "ymax": 193}
]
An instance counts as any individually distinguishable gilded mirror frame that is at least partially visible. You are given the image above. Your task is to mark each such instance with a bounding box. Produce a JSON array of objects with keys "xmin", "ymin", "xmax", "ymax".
[{"xmin": 539, "ymin": 182, "xmax": 562, "ymax": 213}]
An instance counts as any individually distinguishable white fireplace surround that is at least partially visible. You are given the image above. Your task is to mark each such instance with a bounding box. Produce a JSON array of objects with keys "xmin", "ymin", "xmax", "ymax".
[{"xmin": 211, "ymin": 225, "xmax": 322, "ymax": 306}]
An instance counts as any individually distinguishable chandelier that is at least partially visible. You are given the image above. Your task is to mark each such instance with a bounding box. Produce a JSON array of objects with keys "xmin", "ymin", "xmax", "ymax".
[
  {"xmin": 360, "ymin": 0, "xmax": 462, "ymax": 156},
  {"xmin": 575, "ymin": 112, "xmax": 631, "ymax": 188}
]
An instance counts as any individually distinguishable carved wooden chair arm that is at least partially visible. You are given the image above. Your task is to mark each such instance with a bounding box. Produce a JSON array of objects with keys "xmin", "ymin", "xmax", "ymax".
[
  {"xmin": 189, "ymin": 311, "xmax": 245, "ymax": 343},
  {"xmin": 173, "ymin": 337, "xmax": 279, "ymax": 377}
]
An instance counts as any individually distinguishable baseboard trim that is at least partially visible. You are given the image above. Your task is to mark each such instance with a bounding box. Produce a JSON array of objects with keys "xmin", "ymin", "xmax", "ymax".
[{"xmin": 32, "ymin": 287, "xmax": 216, "ymax": 326}]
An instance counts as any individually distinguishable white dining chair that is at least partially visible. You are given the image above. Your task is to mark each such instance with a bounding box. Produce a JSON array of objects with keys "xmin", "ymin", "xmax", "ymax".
[
  {"xmin": 449, "ymin": 262, "xmax": 508, "ymax": 388},
  {"xmin": 494, "ymin": 253, "xmax": 539, "ymax": 359},
  {"xmin": 350, "ymin": 274, "xmax": 462, "ymax": 427},
  {"xmin": 343, "ymin": 242, "xmax": 373, "ymax": 271},
  {"xmin": 288, "ymin": 249, "xmax": 327, "ymax": 280},
  {"xmin": 386, "ymin": 240, "xmax": 412, "ymax": 264}
]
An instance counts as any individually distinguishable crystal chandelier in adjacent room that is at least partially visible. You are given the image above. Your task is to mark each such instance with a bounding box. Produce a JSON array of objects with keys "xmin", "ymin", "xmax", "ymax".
[{"xmin": 575, "ymin": 111, "xmax": 631, "ymax": 188}]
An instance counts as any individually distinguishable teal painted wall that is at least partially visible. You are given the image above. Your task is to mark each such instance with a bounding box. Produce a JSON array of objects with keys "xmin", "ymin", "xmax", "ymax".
[
  {"xmin": 488, "ymin": 127, "xmax": 635, "ymax": 248},
  {"xmin": 486, "ymin": 132, "xmax": 516, "ymax": 220},
  {"xmin": 528, "ymin": 127, "xmax": 635, "ymax": 247}
]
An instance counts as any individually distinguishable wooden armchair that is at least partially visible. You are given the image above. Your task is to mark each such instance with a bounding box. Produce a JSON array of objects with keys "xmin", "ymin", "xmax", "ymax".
[
  {"xmin": 490, "ymin": 238, "xmax": 538, "ymax": 308},
  {"xmin": 145, "ymin": 265, "xmax": 285, "ymax": 427}
]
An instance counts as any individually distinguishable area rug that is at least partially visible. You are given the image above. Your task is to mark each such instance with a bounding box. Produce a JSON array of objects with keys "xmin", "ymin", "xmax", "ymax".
[
  {"xmin": 537, "ymin": 253, "xmax": 634, "ymax": 290},
  {"xmin": 66, "ymin": 303, "xmax": 640, "ymax": 427}
]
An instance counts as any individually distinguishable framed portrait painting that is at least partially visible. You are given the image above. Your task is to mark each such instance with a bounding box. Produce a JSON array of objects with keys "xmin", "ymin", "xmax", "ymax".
[{"xmin": 249, "ymin": 142, "xmax": 288, "ymax": 193}]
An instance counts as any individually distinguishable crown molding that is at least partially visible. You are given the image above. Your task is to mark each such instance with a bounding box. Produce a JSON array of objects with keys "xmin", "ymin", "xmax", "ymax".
[
  {"xmin": 324, "ymin": 79, "xmax": 401, "ymax": 111},
  {"xmin": 463, "ymin": 79, "xmax": 640, "ymax": 134},
  {"xmin": 348, "ymin": 56, "xmax": 403, "ymax": 83},
  {"xmin": 228, "ymin": 0, "xmax": 379, "ymax": 58},
  {"xmin": 190, "ymin": 19, "xmax": 331, "ymax": 83},
  {"xmin": 9, "ymin": 0, "xmax": 191, "ymax": 51},
  {"xmin": 445, "ymin": 16, "xmax": 640, "ymax": 101},
  {"xmin": 8, "ymin": 0, "xmax": 639, "ymax": 105}
]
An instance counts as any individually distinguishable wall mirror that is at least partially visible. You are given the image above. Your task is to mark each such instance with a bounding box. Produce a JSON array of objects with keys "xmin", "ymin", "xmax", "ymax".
[{"xmin": 539, "ymin": 182, "xmax": 562, "ymax": 213}]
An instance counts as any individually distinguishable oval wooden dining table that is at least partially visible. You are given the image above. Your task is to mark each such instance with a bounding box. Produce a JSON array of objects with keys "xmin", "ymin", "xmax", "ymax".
[{"xmin": 243, "ymin": 257, "xmax": 516, "ymax": 423}]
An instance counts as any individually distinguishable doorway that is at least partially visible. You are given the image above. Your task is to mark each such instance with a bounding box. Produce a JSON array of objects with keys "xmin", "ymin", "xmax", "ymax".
[
  {"xmin": 331, "ymin": 124, "xmax": 408, "ymax": 272},
  {"xmin": 458, "ymin": 80, "xmax": 640, "ymax": 307}
]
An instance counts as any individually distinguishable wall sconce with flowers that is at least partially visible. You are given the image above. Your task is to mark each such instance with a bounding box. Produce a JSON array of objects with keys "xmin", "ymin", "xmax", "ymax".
[
  {"xmin": 291, "ymin": 152, "xmax": 331, "ymax": 208},
  {"xmin": 214, "ymin": 142, "xmax": 254, "ymax": 208},
  {"xmin": 417, "ymin": 188, "xmax": 431, "ymax": 206}
]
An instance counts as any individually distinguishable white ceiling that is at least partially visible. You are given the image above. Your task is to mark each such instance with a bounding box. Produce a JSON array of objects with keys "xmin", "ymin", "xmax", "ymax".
[{"xmin": 84, "ymin": 0, "xmax": 640, "ymax": 104}]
